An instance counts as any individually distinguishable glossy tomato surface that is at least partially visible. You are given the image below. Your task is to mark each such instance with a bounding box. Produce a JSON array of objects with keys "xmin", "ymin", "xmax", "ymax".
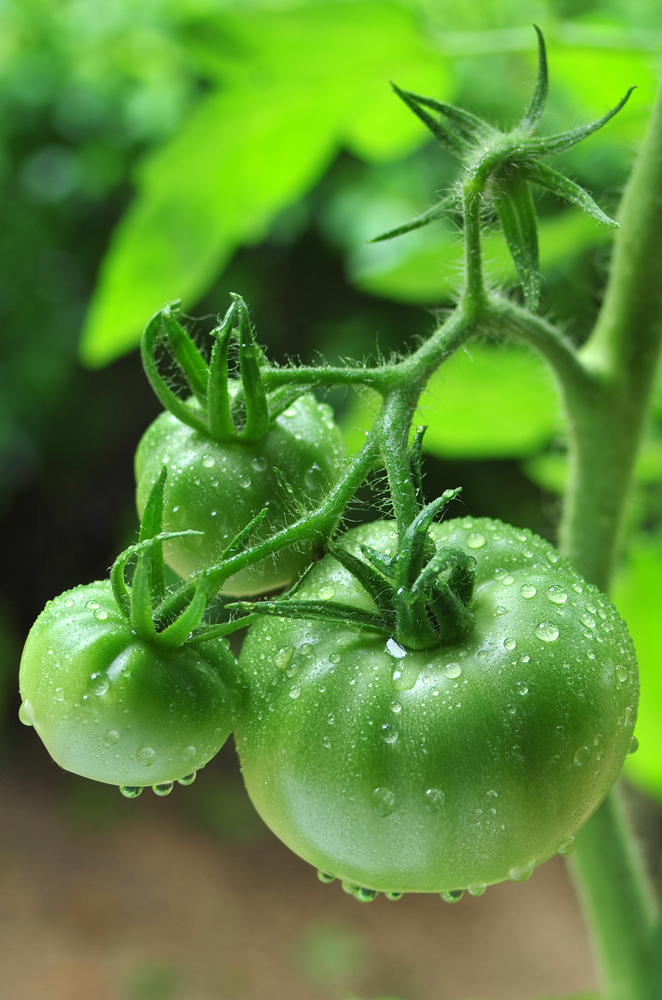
[
  {"xmin": 19, "ymin": 580, "xmax": 242, "ymax": 786},
  {"xmin": 135, "ymin": 394, "xmax": 346, "ymax": 597},
  {"xmin": 235, "ymin": 517, "xmax": 638, "ymax": 894}
]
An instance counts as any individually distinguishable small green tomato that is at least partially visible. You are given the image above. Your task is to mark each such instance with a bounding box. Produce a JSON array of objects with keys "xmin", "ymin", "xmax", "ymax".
[{"xmin": 19, "ymin": 579, "xmax": 241, "ymax": 789}]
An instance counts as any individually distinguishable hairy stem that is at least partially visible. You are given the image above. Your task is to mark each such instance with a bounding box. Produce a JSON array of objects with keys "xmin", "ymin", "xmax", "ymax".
[{"xmin": 558, "ymin": 75, "xmax": 662, "ymax": 1000}]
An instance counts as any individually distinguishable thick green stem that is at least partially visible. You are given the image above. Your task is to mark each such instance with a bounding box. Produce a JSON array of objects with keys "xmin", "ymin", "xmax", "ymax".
[
  {"xmin": 557, "ymin": 75, "xmax": 662, "ymax": 1000},
  {"xmin": 568, "ymin": 785, "xmax": 657, "ymax": 1000},
  {"xmin": 560, "ymin": 72, "xmax": 662, "ymax": 590},
  {"xmin": 378, "ymin": 388, "xmax": 422, "ymax": 541}
]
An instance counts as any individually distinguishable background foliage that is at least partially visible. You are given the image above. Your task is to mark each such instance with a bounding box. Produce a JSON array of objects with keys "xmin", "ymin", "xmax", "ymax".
[{"xmin": 2, "ymin": 0, "xmax": 662, "ymax": 848}]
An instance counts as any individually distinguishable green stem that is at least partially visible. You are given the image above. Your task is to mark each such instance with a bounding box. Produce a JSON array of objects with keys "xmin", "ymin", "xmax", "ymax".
[
  {"xmin": 377, "ymin": 387, "xmax": 422, "ymax": 540},
  {"xmin": 554, "ymin": 74, "xmax": 662, "ymax": 1000},
  {"xmin": 567, "ymin": 785, "xmax": 657, "ymax": 1000}
]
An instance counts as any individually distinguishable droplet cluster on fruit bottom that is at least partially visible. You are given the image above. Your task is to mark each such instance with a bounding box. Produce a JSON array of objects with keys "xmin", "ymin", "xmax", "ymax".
[{"xmin": 234, "ymin": 516, "xmax": 638, "ymax": 898}]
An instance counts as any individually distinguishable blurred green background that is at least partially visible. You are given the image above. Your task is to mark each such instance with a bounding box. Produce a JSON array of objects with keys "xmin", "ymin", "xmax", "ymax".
[{"xmin": 0, "ymin": 2, "xmax": 661, "ymax": 994}]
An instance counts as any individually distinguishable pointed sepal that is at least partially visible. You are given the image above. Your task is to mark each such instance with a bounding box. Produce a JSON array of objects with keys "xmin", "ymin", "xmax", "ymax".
[
  {"xmin": 528, "ymin": 86, "xmax": 635, "ymax": 157},
  {"xmin": 492, "ymin": 171, "xmax": 541, "ymax": 310},
  {"xmin": 161, "ymin": 306, "xmax": 209, "ymax": 404},
  {"xmin": 519, "ymin": 25, "xmax": 548, "ymax": 132},
  {"xmin": 141, "ymin": 307, "xmax": 209, "ymax": 436},
  {"xmin": 228, "ymin": 599, "xmax": 392, "ymax": 635},
  {"xmin": 523, "ymin": 161, "xmax": 619, "ymax": 228},
  {"xmin": 369, "ymin": 199, "xmax": 452, "ymax": 244}
]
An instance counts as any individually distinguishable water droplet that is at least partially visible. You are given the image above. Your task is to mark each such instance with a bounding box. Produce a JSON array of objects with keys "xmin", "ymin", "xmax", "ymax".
[
  {"xmin": 443, "ymin": 662, "xmax": 462, "ymax": 679},
  {"xmin": 283, "ymin": 406, "xmax": 297, "ymax": 418},
  {"xmin": 91, "ymin": 674, "xmax": 109, "ymax": 696},
  {"xmin": 495, "ymin": 606, "xmax": 509, "ymax": 616},
  {"xmin": 574, "ymin": 746, "xmax": 591, "ymax": 766},
  {"xmin": 380, "ymin": 724, "xmax": 398, "ymax": 744},
  {"xmin": 341, "ymin": 882, "xmax": 359, "ymax": 896},
  {"xmin": 558, "ymin": 836, "xmax": 576, "ymax": 856},
  {"xmin": 468, "ymin": 882, "xmax": 487, "ymax": 896},
  {"xmin": 178, "ymin": 772, "xmax": 196, "ymax": 786},
  {"xmin": 386, "ymin": 638, "xmax": 407, "ymax": 659},
  {"xmin": 546, "ymin": 586, "xmax": 567, "ymax": 605},
  {"xmin": 137, "ymin": 747, "xmax": 156, "ymax": 767},
  {"xmin": 581, "ymin": 613, "xmax": 596, "ymax": 629},
  {"xmin": 616, "ymin": 665, "xmax": 628, "ymax": 682},
  {"xmin": 64, "ymin": 596, "xmax": 75, "ymax": 607},
  {"xmin": 466, "ymin": 532, "xmax": 486, "ymax": 549},
  {"xmin": 93, "ymin": 608, "xmax": 108, "ymax": 622},
  {"xmin": 504, "ymin": 638, "xmax": 516, "ymax": 651},
  {"xmin": 521, "ymin": 585, "xmax": 537, "ymax": 599},
  {"xmin": 628, "ymin": 736, "xmax": 639, "ymax": 755},
  {"xmin": 54, "ymin": 687, "xmax": 64, "ymax": 702},
  {"xmin": 441, "ymin": 889, "xmax": 464, "ymax": 903},
  {"xmin": 238, "ymin": 475, "xmax": 251, "ymax": 489},
  {"xmin": 329, "ymin": 652, "xmax": 341, "ymax": 664},
  {"xmin": 424, "ymin": 788, "xmax": 445, "ymax": 812},
  {"xmin": 181, "ymin": 746, "xmax": 196, "ymax": 762},
  {"xmin": 275, "ymin": 646, "xmax": 294, "ymax": 671},
  {"xmin": 385, "ymin": 891, "xmax": 403, "ymax": 901},
  {"xmin": 327, "ymin": 713, "xmax": 335, "ymax": 726},
  {"xmin": 354, "ymin": 887, "xmax": 378, "ymax": 903},
  {"xmin": 372, "ymin": 787, "xmax": 396, "ymax": 817},
  {"xmin": 251, "ymin": 455, "xmax": 268, "ymax": 471},
  {"xmin": 202, "ymin": 454, "xmax": 216, "ymax": 468},
  {"xmin": 535, "ymin": 622, "xmax": 559, "ymax": 642},
  {"xmin": 317, "ymin": 870, "xmax": 335, "ymax": 884},
  {"xmin": 389, "ymin": 701, "xmax": 402, "ymax": 714},
  {"xmin": 18, "ymin": 700, "xmax": 35, "ymax": 726},
  {"xmin": 486, "ymin": 790, "xmax": 498, "ymax": 800},
  {"xmin": 318, "ymin": 586, "xmax": 335, "ymax": 601},
  {"xmin": 508, "ymin": 861, "xmax": 535, "ymax": 883},
  {"xmin": 299, "ymin": 643, "xmax": 313, "ymax": 657},
  {"xmin": 120, "ymin": 786, "xmax": 143, "ymax": 799},
  {"xmin": 153, "ymin": 782, "xmax": 174, "ymax": 796},
  {"xmin": 289, "ymin": 685, "xmax": 301, "ymax": 699},
  {"xmin": 516, "ymin": 681, "xmax": 529, "ymax": 696},
  {"xmin": 86, "ymin": 600, "xmax": 100, "ymax": 610},
  {"xmin": 104, "ymin": 730, "xmax": 120, "ymax": 747}
]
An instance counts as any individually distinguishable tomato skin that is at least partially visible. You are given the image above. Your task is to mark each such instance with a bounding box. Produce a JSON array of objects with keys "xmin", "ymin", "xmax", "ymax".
[
  {"xmin": 135, "ymin": 394, "xmax": 346, "ymax": 597},
  {"xmin": 19, "ymin": 580, "xmax": 241, "ymax": 786},
  {"xmin": 235, "ymin": 517, "xmax": 638, "ymax": 893}
]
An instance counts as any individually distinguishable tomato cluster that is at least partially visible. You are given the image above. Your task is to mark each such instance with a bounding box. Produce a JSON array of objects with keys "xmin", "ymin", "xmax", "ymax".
[{"xmin": 18, "ymin": 297, "xmax": 638, "ymax": 897}]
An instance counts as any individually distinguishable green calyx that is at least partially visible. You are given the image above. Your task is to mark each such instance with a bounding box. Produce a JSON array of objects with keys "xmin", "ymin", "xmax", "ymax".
[
  {"xmin": 231, "ymin": 488, "xmax": 476, "ymax": 651},
  {"xmin": 110, "ymin": 468, "xmax": 258, "ymax": 647},
  {"xmin": 372, "ymin": 26, "xmax": 634, "ymax": 312},
  {"xmin": 141, "ymin": 293, "xmax": 299, "ymax": 444}
]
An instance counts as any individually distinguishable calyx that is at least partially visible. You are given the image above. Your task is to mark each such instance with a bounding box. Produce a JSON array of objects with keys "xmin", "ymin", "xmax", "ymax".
[{"xmin": 372, "ymin": 26, "xmax": 634, "ymax": 311}]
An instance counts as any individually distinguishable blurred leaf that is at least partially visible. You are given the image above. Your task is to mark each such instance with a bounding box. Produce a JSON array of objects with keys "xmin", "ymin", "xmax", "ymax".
[
  {"xmin": 79, "ymin": 1, "xmax": 449, "ymax": 367},
  {"xmin": 342, "ymin": 342, "xmax": 563, "ymax": 459},
  {"xmin": 353, "ymin": 208, "xmax": 613, "ymax": 303},
  {"xmin": 612, "ymin": 530, "xmax": 662, "ymax": 799}
]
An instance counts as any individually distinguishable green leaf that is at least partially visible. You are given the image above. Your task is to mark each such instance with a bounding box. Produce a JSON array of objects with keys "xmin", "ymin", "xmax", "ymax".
[
  {"xmin": 342, "ymin": 343, "xmax": 563, "ymax": 460},
  {"xmin": 612, "ymin": 530, "xmax": 662, "ymax": 800},
  {"xmin": 79, "ymin": 2, "xmax": 448, "ymax": 367}
]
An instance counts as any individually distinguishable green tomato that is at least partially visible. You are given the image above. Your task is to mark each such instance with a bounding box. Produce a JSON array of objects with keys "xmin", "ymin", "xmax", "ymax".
[
  {"xmin": 235, "ymin": 517, "xmax": 638, "ymax": 896},
  {"xmin": 19, "ymin": 579, "xmax": 241, "ymax": 790},
  {"xmin": 135, "ymin": 394, "xmax": 346, "ymax": 597}
]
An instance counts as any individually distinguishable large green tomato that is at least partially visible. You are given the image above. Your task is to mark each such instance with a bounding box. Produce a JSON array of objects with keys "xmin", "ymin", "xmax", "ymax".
[
  {"xmin": 19, "ymin": 580, "xmax": 242, "ymax": 790},
  {"xmin": 135, "ymin": 394, "xmax": 346, "ymax": 597},
  {"xmin": 235, "ymin": 517, "xmax": 638, "ymax": 896}
]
